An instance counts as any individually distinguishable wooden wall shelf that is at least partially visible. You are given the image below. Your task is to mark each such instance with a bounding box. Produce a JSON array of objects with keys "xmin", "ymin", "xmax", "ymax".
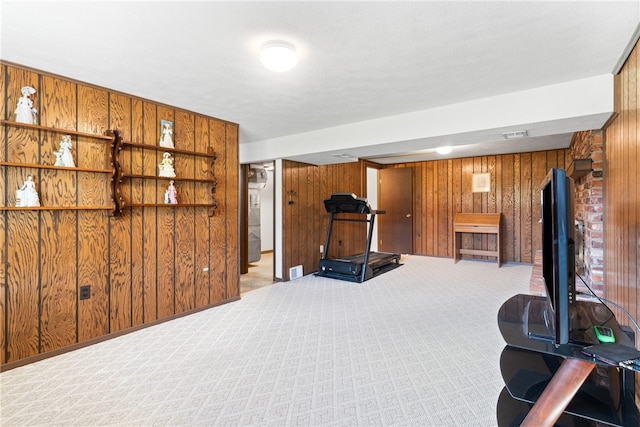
[
  {"xmin": 2, "ymin": 120, "xmax": 118, "ymax": 215},
  {"xmin": 567, "ymin": 158, "xmax": 592, "ymax": 180},
  {"xmin": 126, "ymin": 203, "xmax": 217, "ymax": 208},
  {"xmin": 0, "ymin": 162, "xmax": 112, "ymax": 174},
  {"xmin": 122, "ymin": 173, "xmax": 216, "ymax": 184},
  {"xmin": 115, "ymin": 134, "xmax": 219, "ymax": 216},
  {"xmin": 0, "ymin": 119, "xmax": 114, "ymax": 141},
  {"xmin": 121, "ymin": 140, "xmax": 217, "ymax": 158},
  {"xmin": 0, "ymin": 206, "xmax": 114, "ymax": 211}
]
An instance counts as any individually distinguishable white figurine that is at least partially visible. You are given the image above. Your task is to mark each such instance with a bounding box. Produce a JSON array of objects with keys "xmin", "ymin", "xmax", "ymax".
[
  {"xmin": 158, "ymin": 152, "xmax": 176, "ymax": 178},
  {"xmin": 17, "ymin": 174, "xmax": 40, "ymax": 207},
  {"xmin": 58, "ymin": 135, "xmax": 75, "ymax": 167},
  {"xmin": 15, "ymin": 86, "xmax": 37, "ymax": 124},
  {"xmin": 54, "ymin": 150, "xmax": 64, "ymax": 166},
  {"xmin": 164, "ymin": 180, "xmax": 178, "ymax": 204},
  {"xmin": 159, "ymin": 122, "xmax": 174, "ymax": 148}
]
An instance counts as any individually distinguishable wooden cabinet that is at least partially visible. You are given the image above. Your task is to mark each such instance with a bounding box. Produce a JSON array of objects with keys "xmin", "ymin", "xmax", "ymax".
[
  {"xmin": 114, "ymin": 136, "xmax": 218, "ymax": 216},
  {"xmin": 1, "ymin": 119, "xmax": 118, "ymax": 213},
  {"xmin": 453, "ymin": 212, "xmax": 502, "ymax": 266}
]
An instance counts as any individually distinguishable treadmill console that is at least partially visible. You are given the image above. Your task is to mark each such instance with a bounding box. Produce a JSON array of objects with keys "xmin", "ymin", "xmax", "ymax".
[{"xmin": 323, "ymin": 192, "xmax": 371, "ymax": 214}]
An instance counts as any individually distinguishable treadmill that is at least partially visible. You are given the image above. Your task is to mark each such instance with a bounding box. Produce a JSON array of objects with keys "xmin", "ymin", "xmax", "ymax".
[{"xmin": 316, "ymin": 192, "xmax": 402, "ymax": 282}]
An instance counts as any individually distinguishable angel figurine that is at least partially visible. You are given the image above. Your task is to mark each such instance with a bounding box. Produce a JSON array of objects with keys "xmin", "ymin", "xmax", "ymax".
[
  {"xmin": 54, "ymin": 150, "xmax": 64, "ymax": 166},
  {"xmin": 158, "ymin": 152, "xmax": 176, "ymax": 177},
  {"xmin": 58, "ymin": 135, "xmax": 75, "ymax": 167},
  {"xmin": 164, "ymin": 180, "xmax": 178, "ymax": 204},
  {"xmin": 159, "ymin": 121, "xmax": 174, "ymax": 148},
  {"xmin": 16, "ymin": 174, "xmax": 40, "ymax": 207},
  {"xmin": 15, "ymin": 86, "xmax": 37, "ymax": 124}
]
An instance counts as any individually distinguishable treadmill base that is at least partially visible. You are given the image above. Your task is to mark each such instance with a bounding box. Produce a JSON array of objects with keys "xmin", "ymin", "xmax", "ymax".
[{"xmin": 316, "ymin": 253, "xmax": 402, "ymax": 283}]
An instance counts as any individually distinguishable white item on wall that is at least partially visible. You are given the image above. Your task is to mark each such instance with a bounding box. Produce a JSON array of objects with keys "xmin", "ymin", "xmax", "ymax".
[
  {"xmin": 159, "ymin": 120, "xmax": 174, "ymax": 148},
  {"xmin": 54, "ymin": 150, "xmax": 64, "ymax": 166},
  {"xmin": 158, "ymin": 152, "xmax": 176, "ymax": 177},
  {"xmin": 289, "ymin": 265, "xmax": 303, "ymax": 280},
  {"xmin": 58, "ymin": 135, "xmax": 75, "ymax": 167},
  {"xmin": 164, "ymin": 180, "xmax": 178, "ymax": 204},
  {"xmin": 17, "ymin": 174, "xmax": 40, "ymax": 207},
  {"xmin": 14, "ymin": 86, "xmax": 37, "ymax": 124}
]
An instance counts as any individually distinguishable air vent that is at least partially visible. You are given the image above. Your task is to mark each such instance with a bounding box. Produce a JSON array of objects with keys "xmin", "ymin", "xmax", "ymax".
[
  {"xmin": 502, "ymin": 130, "xmax": 528, "ymax": 139},
  {"xmin": 289, "ymin": 265, "xmax": 303, "ymax": 280}
]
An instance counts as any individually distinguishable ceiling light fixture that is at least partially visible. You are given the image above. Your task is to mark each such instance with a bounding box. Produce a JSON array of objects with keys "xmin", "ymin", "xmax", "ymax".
[
  {"xmin": 502, "ymin": 130, "xmax": 528, "ymax": 139},
  {"xmin": 331, "ymin": 153, "xmax": 358, "ymax": 162},
  {"xmin": 436, "ymin": 146, "xmax": 452, "ymax": 155},
  {"xmin": 260, "ymin": 40, "xmax": 298, "ymax": 72}
]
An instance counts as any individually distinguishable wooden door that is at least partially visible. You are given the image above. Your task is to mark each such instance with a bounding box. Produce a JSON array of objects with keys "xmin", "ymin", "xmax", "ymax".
[{"xmin": 378, "ymin": 168, "xmax": 413, "ymax": 254}]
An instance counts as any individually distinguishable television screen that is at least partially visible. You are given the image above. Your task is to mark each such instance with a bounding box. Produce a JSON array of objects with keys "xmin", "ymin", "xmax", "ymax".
[{"xmin": 541, "ymin": 168, "xmax": 576, "ymax": 345}]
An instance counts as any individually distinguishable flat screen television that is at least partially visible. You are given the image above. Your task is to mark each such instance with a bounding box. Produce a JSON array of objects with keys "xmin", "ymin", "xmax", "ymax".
[{"xmin": 541, "ymin": 167, "xmax": 576, "ymax": 345}]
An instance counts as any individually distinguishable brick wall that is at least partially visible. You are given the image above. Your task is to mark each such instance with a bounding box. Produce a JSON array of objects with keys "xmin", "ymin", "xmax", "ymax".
[{"xmin": 570, "ymin": 130, "xmax": 605, "ymax": 296}]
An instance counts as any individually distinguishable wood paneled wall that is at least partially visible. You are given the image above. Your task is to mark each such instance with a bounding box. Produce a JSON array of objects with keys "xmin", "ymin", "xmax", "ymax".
[
  {"xmin": 605, "ymin": 38, "xmax": 639, "ymax": 347},
  {"xmin": 281, "ymin": 160, "xmax": 365, "ymax": 280},
  {"xmin": 390, "ymin": 150, "xmax": 570, "ymax": 263},
  {"xmin": 281, "ymin": 150, "xmax": 569, "ymax": 278},
  {"xmin": 0, "ymin": 62, "xmax": 239, "ymax": 368}
]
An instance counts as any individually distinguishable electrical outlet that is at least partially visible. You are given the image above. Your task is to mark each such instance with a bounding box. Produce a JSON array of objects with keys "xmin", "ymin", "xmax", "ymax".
[
  {"xmin": 320, "ymin": 245, "xmax": 324, "ymax": 253},
  {"xmin": 79, "ymin": 285, "xmax": 91, "ymax": 300}
]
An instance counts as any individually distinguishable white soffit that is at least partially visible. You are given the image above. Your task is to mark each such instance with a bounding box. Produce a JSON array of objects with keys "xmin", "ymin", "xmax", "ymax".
[{"xmin": 240, "ymin": 74, "xmax": 613, "ymax": 164}]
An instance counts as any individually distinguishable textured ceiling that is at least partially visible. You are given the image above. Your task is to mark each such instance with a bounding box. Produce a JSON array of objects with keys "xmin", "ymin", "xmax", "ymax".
[{"xmin": 1, "ymin": 1, "xmax": 639, "ymax": 165}]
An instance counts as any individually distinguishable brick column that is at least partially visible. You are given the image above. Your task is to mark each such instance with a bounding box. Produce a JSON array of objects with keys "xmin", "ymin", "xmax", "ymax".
[{"xmin": 570, "ymin": 130, "xmax": 605, "ymax": 296}]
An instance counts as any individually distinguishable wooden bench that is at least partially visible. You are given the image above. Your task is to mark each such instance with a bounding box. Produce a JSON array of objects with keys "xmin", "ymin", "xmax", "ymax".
[{"xmin": 453, "ymin": 212, "xmax": 502, "ymax": 267}]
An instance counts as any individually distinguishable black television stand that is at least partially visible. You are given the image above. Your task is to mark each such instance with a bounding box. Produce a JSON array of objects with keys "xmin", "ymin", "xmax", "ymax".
[{"xmin": 497, "ymin": 294, "xmax": 638, "ymax": 426}]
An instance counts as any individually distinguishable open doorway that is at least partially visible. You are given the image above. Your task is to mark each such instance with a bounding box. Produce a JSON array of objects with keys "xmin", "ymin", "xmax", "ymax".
[
  {"xmin": 240, "ymin": 162, "xmax": 276, "ymax": 294},
  {"xmin": 366, "ymin": 166, "xmax": 379, "ymax": 252}
]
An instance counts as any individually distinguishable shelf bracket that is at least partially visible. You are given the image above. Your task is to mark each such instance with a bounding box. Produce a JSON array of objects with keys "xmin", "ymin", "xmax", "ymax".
[
  {"xmin": 567, "ymin": 158, "xmax": 592, "ymax": 181},
  {"xmin": 208, "ymin": 198, "xmax": 218, "ymax": 217},
  {"xmin": 108, "ymin": 129, "xmax": 125, "ymax": 216}
]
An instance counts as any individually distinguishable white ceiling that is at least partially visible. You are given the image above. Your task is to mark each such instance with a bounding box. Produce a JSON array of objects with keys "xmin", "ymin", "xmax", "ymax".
[{"xmin": 1, "ymin": 1, "xmax": 639, "ymax": 165}]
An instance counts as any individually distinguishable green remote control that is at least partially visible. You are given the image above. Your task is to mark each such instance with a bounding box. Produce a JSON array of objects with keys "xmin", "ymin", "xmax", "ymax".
[{"xmin": 594, "ymin": 326, "xmax": 615, "ymax": 343}]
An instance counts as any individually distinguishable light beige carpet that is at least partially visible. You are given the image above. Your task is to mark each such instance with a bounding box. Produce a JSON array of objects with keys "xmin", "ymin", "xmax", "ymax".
[{"xmin": 1, "ymin": 255, "xmax": 532, "ymax": 426}]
